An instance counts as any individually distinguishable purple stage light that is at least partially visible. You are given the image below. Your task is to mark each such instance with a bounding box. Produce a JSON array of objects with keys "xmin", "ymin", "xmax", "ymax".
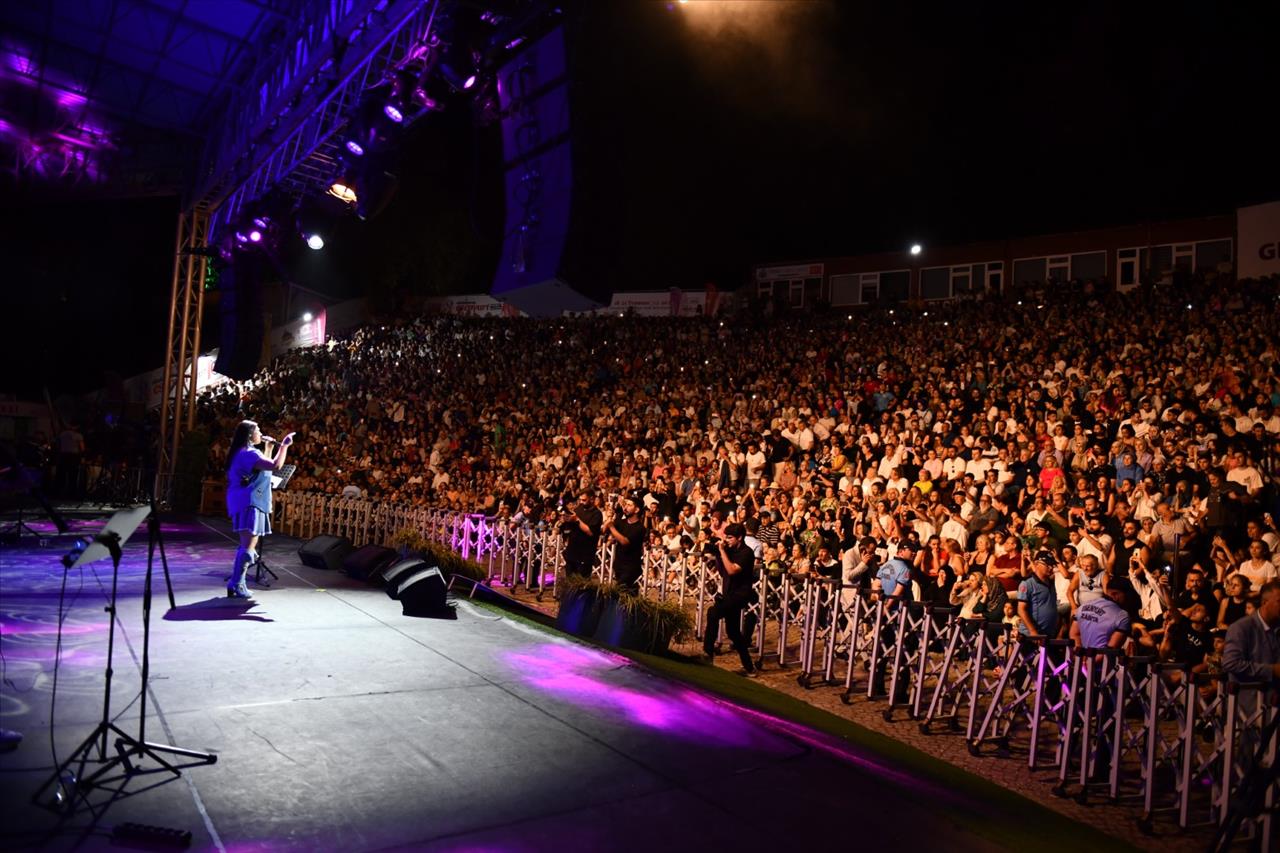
[
  {"xmin": 383, "ymin": 104, "xmax": 404, "ymax": 123},
  {"xmin": 345, "ymin": 139, "xmax": 365, "ymax": 156},
  {"xmin": 462, "ymin": 74, "xmax": 477, "ymax": 90},
  {"xmin": 235, "ymin": 231, "xmax": 248, "ymax": 244},
  {"xmin": 248, "ymin": 229, "xmax": 263, "ymax": 243},
  {"xmin": 252, "ymin": 216, "xmax": 268, "ymax": 229}
]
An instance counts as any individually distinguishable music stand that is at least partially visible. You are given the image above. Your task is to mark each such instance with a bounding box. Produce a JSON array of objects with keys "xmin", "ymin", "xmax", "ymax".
[
  {"xmin": 34, "ymin": 503, "xmax": 215, "ymax": 813},
  {"xmin": 251, "ymin": 463, "xmax": 296, "ymax": 586},
  {"xmin": 0, "ymin": 463, "xmax": 70, "ymax": 542}
]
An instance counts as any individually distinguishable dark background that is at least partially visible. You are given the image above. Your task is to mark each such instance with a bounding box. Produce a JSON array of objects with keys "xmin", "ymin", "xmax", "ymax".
[{"xmin": 2, "ymin": 0, "xmax": 1277, "ymax": 398}]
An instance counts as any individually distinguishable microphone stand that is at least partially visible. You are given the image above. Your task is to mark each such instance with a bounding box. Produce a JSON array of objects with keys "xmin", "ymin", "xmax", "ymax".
[{"xmin": 34, "ymin": 503, "xmax": 215, "ymax": 813}]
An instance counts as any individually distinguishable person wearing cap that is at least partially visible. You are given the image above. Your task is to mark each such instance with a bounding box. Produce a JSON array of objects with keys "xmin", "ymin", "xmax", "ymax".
[
  {"xmin": 875, "ymin": 540, "xmax": 916, "ymax": 600},
  {"xmin": 702, "ymin": 522, "xmax": 759, "ymax": 676},
  {"xmin": 1017, "ymin": 551, "xmax": 1059, "ymax": 638}
]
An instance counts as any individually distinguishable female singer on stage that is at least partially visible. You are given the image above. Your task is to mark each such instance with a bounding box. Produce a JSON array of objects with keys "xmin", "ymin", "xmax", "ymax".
[{"xmin": 225, "ymin": 420, "xmax": 294, "ymax": 598}]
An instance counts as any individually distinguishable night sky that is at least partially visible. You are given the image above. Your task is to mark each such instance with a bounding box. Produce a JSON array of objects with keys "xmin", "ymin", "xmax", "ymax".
[{"xmin": 3, "ymin": 0, "xmax": 1277, "ymax": 398}]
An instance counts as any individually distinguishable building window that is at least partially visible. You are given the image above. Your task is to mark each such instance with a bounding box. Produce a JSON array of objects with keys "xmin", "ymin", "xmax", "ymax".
[
  {"xmin": 830, "ymin": 273, "xmax": 859, "ymax": 306},
  {"xmin": 921, "ymin": 267, "xmax": 951, "ymax": 300},
  {"xmin": 881, "ymin": 271, "xmax": 909, "ymax": 304},
  {"xmin": 987, "ymin": 261, "xmax": 1003, "ymax": 293},
  {"xmin": 1047, "ymin": 256, "xmax": 1070, "ymax": 283},
  {"xmin": 1118, "ymin": 248, "xmax": 1140, "ymax": 287},
  {"xmin": 1194, "ymin": 239, "xmax": 1232, "ymax": 272},
  {"xmin": 1071, "ymin": 251, "xmax": 1106, "ymax": 281},
  {"xmin": 784, "ymin": 280, "xmax": 801, "ymax": 307},
  {"xmin": 1013, "ymin": 258, "xmax": 1047, "ymax": 287},
  {"xmin": 860, "ymin": 273, "xmax": 880, "ymax": 304}
]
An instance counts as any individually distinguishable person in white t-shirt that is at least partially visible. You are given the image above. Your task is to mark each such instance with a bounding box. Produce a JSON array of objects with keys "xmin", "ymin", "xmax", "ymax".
[{"xmin": 1233, "ymin": 539, "xmax": 1279, "ymax": 590}]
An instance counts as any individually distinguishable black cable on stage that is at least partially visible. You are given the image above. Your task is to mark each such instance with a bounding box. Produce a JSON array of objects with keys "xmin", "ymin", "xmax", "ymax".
[{"xmin": 47, "ymin": 561, "xmax": 83, "ymax": 775}]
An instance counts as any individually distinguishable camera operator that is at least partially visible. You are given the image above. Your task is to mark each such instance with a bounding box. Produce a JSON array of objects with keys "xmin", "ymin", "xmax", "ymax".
[
  {"xmin": 701, "ymin": 522, "xmax": 758, "ymax": 677},
  {"xmin": 603, "ymin": 494, "xmax": 645, "ymax": 591},
  {"xmin": 559, "ymin": 490, "xmax": 603, "ymax": 579}
]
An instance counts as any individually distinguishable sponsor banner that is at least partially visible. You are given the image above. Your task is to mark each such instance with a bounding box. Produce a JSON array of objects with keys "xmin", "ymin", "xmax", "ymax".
[
  {"xmin": 597, "ymin": 291, "xmax": 729, "ymax": 317},
  {"xmin": 423, "ymin": 294, "xmax": 524, "ymax": 317},
  {"xmin": 756, "ymin": 263, "xmax": 824, "ymax": 282},
  {"xmin": 269, "ymin": 311, "xmax": 327, "ymax": 356},
  {"xmin": 1237, "ymin": 200, "xmax": 1280, "ymax": 280}
]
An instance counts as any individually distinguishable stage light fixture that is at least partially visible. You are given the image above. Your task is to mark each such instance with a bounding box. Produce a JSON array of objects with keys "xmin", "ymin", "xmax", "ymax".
[
  {"xmin": 440, "ymin": 60, "xmax": 476, "ymax": 93},
  {"xmin": 329, "ymin": 172, "xmax": 358, "ymax": 203},
  {"xmin": 383, "ymin": 103, "xmax": 404, "ymax": 123},
  {"xmin": 234, "ymin": 231, "xmax": 248, "ymax": 244},
  {"xmin": 248, "ymin": 229, "xmax": 263, "ymax": 243},
  {"xmin": 345, "ymin": 139, "xmax": 365, "ymax": 156},
  {"xmin": 252, "ymin": 216, "xmax": 269, "ymax": 229},
  {"xmin": 306, "ymin": 234, "xmax": 325, "ymax": 250},
  {"xmin": 910, "ymin": 243, "xmax": 923, "ymax": 255},
  {"xmin": 303, "ymin": 312, "xmax": 314, "ymax": 322}
]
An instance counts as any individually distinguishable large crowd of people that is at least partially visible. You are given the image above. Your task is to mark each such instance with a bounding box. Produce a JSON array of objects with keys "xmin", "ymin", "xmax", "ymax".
[{"xmin": 198, "ymin": 271, "xmax": 1280, "ymax": 670}]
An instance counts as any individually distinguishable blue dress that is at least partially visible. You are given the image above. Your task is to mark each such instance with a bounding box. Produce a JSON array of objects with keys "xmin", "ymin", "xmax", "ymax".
[{"xmin": 227, "ymin": 447, "xmax": 273, "ymax": 535}]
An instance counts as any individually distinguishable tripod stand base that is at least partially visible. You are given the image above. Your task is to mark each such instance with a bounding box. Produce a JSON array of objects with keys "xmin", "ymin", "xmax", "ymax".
[
  {"xmin": 252, "ymin": 555, "xmax": 279, "ymax": 586},
  {"xmin": 34, "ymin": 721, "xmax": 216, "ymax": 814}
]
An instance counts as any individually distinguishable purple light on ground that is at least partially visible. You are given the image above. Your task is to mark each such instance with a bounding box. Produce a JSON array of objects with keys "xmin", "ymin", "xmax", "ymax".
[
  {"xmin": 383, "ymin": 103, "xmax": 404, "ymax": 123},
  {"xmin": 0, "ymin": 619, "xmax": 109, "ymax": 637},
  {"xmin": 4, "ymin": 51, "xmax": 37, "ymax": 77},
  {"xmin": 345, "ymin": 139, "xmax": 364, "ymax": 156},
  {"xmin": 56, "ymin": 90, "xmax": 87, "ymax": 110},
  {"xmin": 502, "ymin": 643, "xmax": 786, "ymax": 750}
]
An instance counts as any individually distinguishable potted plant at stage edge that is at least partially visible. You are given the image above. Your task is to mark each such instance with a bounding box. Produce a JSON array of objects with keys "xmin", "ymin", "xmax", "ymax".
[
  {"xmin": 390, "ymin": 526, "xmax": 431, "ymax": 561},
  {"xmin": 557, "ymin": 576, "xmax": 693, "ymax": 655}
]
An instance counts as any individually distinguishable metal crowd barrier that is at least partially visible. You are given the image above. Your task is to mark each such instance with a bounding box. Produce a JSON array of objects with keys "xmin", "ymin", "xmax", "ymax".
[{"xmin": 274, "ymin": 491, "xmax": 1279, "ymax": 842}]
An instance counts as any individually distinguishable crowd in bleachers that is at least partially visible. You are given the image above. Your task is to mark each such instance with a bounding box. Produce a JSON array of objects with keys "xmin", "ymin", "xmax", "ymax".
[{"xmin": 197, "ymin": 271, "xmax": 1280, "ymax": 662}]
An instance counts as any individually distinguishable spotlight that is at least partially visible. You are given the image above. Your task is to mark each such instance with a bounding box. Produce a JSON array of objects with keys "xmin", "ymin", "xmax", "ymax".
[
  {"xmin": 910, "ymin": 243, "xmax": 923, "ymax": 255},
  {"xmin": 329, "ymin": 173, "xmax": 357, "ymax": 203},
  {"xmin": 303, "ymin": 312, "xmax": 314, "ymax": 322},
  {"xmin": 234, "ymin": 231, "xmax": 248, "ymax": 244},
  {"xmin": 345, "ymin": 139, "xmax": 365, "ymax": 157},
  {"xmin": 248, "ymin": 229, "xmax": 263, "ymax": 243},
  {"xmin": 439, "ymin": 41, "xmax": 477, "ymax": 94},
  {"xmin": 252, "ymin": 216, "xmax": 269, "ymax": 229},
  {"xmin": 383, "ymin": 103, "xmax": 404, "ymax": 123},
  {"xmin": 296, "ymin": 195, "xmax": 344, "ymax": 250}
]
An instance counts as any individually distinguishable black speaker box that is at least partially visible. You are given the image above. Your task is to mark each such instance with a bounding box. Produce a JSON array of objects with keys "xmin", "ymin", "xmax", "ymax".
[
  {"xmin": 380, "ymin": 558, "xmax": 426, "ymax": 597},
  {"xmin": 297, "ymin": 534, "xmax": 354, "ymax": 571},
  {"xmin": 342, "ymin": 544, "xmax": 397, "ymax": 580},
  {"xmin": 213, "ymin": 252, "xmax": 266, "ymax": 380},
  {"xmin": 396, "ymin": 566, "xmax": 454, "ymax": 618}
]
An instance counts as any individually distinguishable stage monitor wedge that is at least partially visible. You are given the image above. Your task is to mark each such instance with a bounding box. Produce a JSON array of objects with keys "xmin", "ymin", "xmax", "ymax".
[
  {"xmin": 342, "ymin": 544, "xmax": 397, "ymax": 580},
  {"xmin": 397, "ymin": 566, "xmax": 454, "ymax": 618},
  {"xmin": 297, "ymin": 534, "xmax": 354, "ymax": 571}
]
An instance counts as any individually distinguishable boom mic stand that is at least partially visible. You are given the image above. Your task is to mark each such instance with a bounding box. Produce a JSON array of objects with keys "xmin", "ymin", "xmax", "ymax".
[{"xmin": 34, "ymin": 502, "xmax": 215, "ymax": 813}]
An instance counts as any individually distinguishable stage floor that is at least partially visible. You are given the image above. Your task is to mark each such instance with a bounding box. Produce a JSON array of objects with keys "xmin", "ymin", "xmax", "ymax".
[{"xmin": 2, "ymin": 513, "xmax": 1083, "ymax": 852}]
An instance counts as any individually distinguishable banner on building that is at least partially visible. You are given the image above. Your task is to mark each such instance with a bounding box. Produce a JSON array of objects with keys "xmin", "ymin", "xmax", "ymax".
[{"xmin": 1237, "ymin": 200, "xmax": 1280, "ymax": 280}]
